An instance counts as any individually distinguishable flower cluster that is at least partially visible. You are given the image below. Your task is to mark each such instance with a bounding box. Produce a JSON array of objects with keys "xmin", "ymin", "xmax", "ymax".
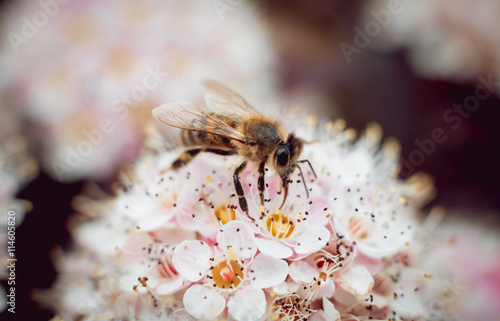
[{"xmin": 47, "ymin": 116, "xmax": 453, "ymax": 321}]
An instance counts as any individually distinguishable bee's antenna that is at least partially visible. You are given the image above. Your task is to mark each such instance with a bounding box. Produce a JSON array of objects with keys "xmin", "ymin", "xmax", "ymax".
[
  {"xmin": 298, "ymin": 159, "xmax": 317, "ymax": 179},
  {"xmin": 296, "ymin": 164, "xmax": 309, "ymax": 198},
  {"xmin": 297, "ymin": 159, "xmax": 317, "ymax": 199}
]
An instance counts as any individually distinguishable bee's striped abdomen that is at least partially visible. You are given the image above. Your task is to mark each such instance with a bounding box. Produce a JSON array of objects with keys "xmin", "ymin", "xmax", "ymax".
[{"xmin": 179, "ymin": 114, "xmax": 236, "ymax": 149}]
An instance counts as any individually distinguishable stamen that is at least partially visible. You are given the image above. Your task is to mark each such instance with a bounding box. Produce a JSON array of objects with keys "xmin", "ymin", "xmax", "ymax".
[{"xmin": 211, "ymin": 259, "xmax": 244, "ymax": 289}]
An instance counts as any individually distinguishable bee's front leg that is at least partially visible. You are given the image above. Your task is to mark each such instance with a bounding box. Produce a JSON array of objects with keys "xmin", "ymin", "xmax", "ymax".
[
  {"xmin": 172, "ymin": 148, "xmax": 235, "ymax": 169},
  {"xmin": 172, "ymin": 148, "xmax": 204, "ymax": 169},
  {"xmin": 233, "ymin": 161, "xmax": 255, "ymax": 222},
  {"xmin": 257, "ymin": 161, "xmax": 266, "ymax": 206}
]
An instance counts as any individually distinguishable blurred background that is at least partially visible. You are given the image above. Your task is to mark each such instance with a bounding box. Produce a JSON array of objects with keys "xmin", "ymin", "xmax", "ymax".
[{"xmin": 0, "ymin": 0, "xmax": 499, "ymax": 319}]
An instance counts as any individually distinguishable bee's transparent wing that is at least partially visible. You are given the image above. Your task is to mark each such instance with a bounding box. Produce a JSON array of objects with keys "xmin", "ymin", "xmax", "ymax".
[
  {"xmin": 202, "ymin": 79, "xmax": 261, "ymax": 116},
  {"xmin": 152, "ymin": 101, "xmax": 247, "ymax": 143}
]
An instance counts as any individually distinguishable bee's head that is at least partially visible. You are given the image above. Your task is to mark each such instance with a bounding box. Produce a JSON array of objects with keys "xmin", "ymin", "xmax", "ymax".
[{"xmin": 273, "ymin": 133, "xmax": 304, "ymax": 206}]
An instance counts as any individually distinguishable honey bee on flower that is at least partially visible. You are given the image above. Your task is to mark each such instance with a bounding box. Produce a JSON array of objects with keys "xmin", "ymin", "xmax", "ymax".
[{"xmin": 152, "ymin": 80, "xmax": 316, "ymax": 222}]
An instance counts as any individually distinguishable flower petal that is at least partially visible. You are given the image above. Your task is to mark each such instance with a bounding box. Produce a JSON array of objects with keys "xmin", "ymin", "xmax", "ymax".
[
  {"xmin": 227, "ymin": 286, "xmax": 266, "ymax": 321},
  {"xmin": 255, "ymin": 237, "xmax": 293, "ymax": 259},
  {"xmin": 172, "ymin": 240, "xmax": 212, "ymax": 282},
  {"xmin": 337, "ymin": 265, "xmax": 374, "ymax": 297},
  {"xmin": 183, "ymin": 284, "xmax": 226, "ymax": 319},
  {"xmin": 151, "ymin": 227, "xmax": 196, "ymax": 245},
  {"xmin": 289, "ymin": 261, "xmax": 318, "ymax": 284},
  {"xmin": 308, "ymin": 297, "xmax": 341, "ymax": 321},
  {"xmin": 217, "ymin": 220, "xmax": 257, "ymax": 259},
  {"xmin": 317, "ymin": 278, "xmax": 336, "ymax": 299},
  {"xmin": 294, "ymin": 226, "xmax": 330, "ymax": 255},
  {"xmin": 273, "ymin": 281, "xmax": 300, "ymax": 295},
  {"xmin": 320, "ymin": 297, "xmax": 341, "ymax": 321},
  {"xmin": 136, "ymin": 213, "xmax": 170, "ymax": 231},
  {"xmin": 250, "ymin": 253, "xmax": 288, "ymax": 288},
  {"xmin": 155, "ymin": 276, "xmax": 186, "ymax": 295},
  {"xmin": 391, "ymin": 289, "xmax": 422, "ymax": 318}
]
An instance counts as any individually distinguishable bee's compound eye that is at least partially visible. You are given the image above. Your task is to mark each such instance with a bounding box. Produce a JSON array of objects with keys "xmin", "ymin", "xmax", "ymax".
[{"xmin": 276, "ymin": 145, "xmax": 290, "ymax": 167}]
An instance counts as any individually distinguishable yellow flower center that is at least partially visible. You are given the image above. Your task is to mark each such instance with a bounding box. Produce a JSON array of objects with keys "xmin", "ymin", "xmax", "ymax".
[
  {"xmin": 212, "ymin": 260, "xmax": 243, "ymax": 289},
  {"xmin": 266, "ymin": 211, "xmax": 295, "ymax": 239},
  {"xmin": 214, "ymin": 205, "xmax": 236, "ymax": 225}
]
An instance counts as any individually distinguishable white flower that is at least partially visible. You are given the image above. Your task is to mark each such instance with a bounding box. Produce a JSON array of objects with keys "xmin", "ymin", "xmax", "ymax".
[
  {"xmin": 121, "ymin": 228, "xmax": 195, "ymax": 296},
  {"xmin": 173, "ymin": 220, "xmax": 288, "ymax": 320},
  {"xmin": 308, "ymin": 122, "xmax": 431, "ymax": 258},
  {"xmin": 234, "ymin": 169, "xmax": 331, "ymax": 259},
  {"xmin": 174, "ymin": 154, "xmax": 242, "ymax": 238}
]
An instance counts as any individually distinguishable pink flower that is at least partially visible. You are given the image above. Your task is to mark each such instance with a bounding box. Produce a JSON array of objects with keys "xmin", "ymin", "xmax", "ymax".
[
  {"xmin": 172, "ymin": 220, "xmax": 288, "ymax": 320},
  {"xmin": 236, "ymin": 168, "xmax": 331, "ymax": 259}
]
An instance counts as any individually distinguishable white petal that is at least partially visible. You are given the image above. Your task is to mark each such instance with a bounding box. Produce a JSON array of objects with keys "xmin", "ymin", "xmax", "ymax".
[
  {"xmin": 302, "ymin": 197, "xmax": 330, "ymax": 226},
  {"xmin": 308, "ymin": 297, "xmax": 341, "ymax": 321},
  {"xmin": 357, "ymin": 231, "xmax": 412, "ymax": 258},
  {"xmin": 294, "ymin": 226, "xmax": 330, "ymax": 255},
  {"xmin": 370, "ymin": 293, "xmax": 389, "ymax": 309},
  {"xmin": 317, "ymin": 278, "xmax": 336, "ymax": 299},
  {"xmin": 289, "ymin": 260, "xmax": 319, "ymax": 284},
  {"xmin": 322, "ymin": 297, "xmax": 341, "ymax": 320},
  {"xmin": 273, "ymin": 281, "xmax": 300, "ymax": 295},
  {"xmin": 332, "ymin": 285, "xmax": 358, "ymax": 307},
  {"xmin": 75, "ymin": 220, "xmax": 128, "ymax": 258},
  {"xmin": 227, "ymin": 286, "xmax": 266, "ymax": 321},
  {"xmin": 337, "ymin": 265, "xmax": 374, "ymax": 297},
  {"xmin": 217, "ymin": 220, "xmax": 257, "ymax": 258},
  {"xmin": 155, "ymin": 276, "xmax": 186, "ymax": 295},
  {"xmin": 250, "ymin": 253, "xmax": 288, "ymax": 288},
  {"xmin": 255, "ymin": 237, "xmax": 293, "ymax": 259},
  {"xmin": 151, "ymin": 227, "xmax": 196, "ymax": 245},
  {"xmin": 172, "ymin": 240, "xmax": 212, "ymax": 282},
  {"xmin": 136, "ymin": 213, "xmax": 170, "ymax": 231},
  {"xmin": 308, "ymin": 312, "xmax": 326, "ymax": 321},
  {"xmin": 183, "ymin": 284, "xmax": 226, "ymax": 319},
  {"xmin": 391, "ymin": 287, "xmax": 422, "ymax": 318}
]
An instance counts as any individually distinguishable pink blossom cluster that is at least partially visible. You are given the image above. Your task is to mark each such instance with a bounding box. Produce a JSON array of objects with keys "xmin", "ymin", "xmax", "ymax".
[{"xmin": 44, "ymin": 116, "xmax": 464, "ymax": 321}]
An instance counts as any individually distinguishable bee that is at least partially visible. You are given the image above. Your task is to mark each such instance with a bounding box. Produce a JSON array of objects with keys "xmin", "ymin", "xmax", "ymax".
[{"xmin": 152, "ymin": 80, "xmax": 315, "ymax": 221}]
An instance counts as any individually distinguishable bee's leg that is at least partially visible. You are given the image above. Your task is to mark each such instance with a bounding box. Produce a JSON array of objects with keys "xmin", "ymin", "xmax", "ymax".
[
  {"xmin": 233, "ymin": 161, "xmax": 255, "ymax": 222},
  {"xmin": 257, "ymin": 161, "xmax": 266, "ymax": 206},
  {"xmin": 172, "ymin": 148, "xmax": 204, "ymax": 169},
  {"xmin": 172, "ymin": 148, "xmax": 235, "ymax": 169},
  {"xmin": 204, "ymin": 148, "xmax": 236, "ymax": 156},
  {"xmin": 279, "ymin": 178, "xmax": 289, "ymax": 210}
]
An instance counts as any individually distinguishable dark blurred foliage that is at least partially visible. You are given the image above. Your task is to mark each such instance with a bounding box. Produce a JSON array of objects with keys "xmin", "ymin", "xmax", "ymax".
[{"xmin": 1, "ymin": 173, "xmax": 81, "ymax": 320}]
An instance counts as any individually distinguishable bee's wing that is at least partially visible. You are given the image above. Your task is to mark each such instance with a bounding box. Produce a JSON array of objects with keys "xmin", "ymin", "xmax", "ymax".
[
  {"xmin": 202, "ymin": 79, "xmax": 261, "ymax": 116},
  {"xmin": 152, "ymin": 101, "xmax": 247, "ymax": 143}
]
